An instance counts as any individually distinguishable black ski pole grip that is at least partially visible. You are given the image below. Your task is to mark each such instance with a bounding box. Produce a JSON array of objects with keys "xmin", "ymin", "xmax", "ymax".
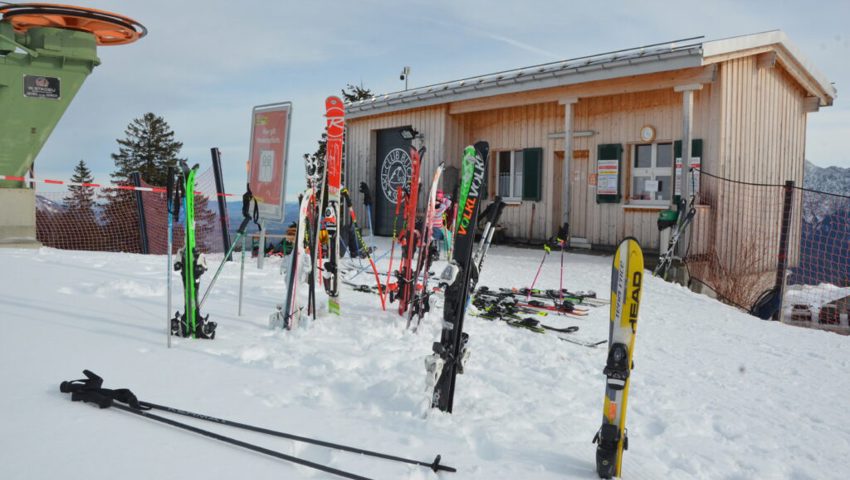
[
  {"xmin": 59, "ymin": 380, "xmax": 80, "ymax": 393},
  {"xmin": 71, "ymin": 391, "xmax": 113, "ymax": 409}
]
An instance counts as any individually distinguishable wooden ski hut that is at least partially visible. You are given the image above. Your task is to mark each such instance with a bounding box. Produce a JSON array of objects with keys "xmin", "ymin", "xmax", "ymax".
[{"xmin": 344, "ymin": 31, "xmax": 836, "ymax": 258}]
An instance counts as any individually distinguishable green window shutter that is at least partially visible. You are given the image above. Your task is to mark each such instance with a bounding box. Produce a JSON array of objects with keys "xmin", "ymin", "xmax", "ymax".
[
  {"xmin": 674, "ymin": 139, "xmax": 702, "ymax": 158},
  {"xmin": 522, "ymin": 147, "xmax": 543, "ymax": 201},
  {"xmin": 596, "ymin": 143, "xmax": 622, "ymax": 204}
]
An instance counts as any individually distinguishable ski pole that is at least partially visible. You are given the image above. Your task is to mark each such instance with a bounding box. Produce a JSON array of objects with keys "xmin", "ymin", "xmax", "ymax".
[
  {"xmin": 165, "ymin": 166, "xmax": 175, "ymax": 348},
  {"xmin": 556, "ymin": 223, "xmax": 569, "ymax": 303},
  {"xmin": 198, "ymin": 218, "xmax": 250, "ymax": 312},
  {"xmin": 139, "ymin": 401, "xmax": 455, "ymax": 473},
  {"xmin": 112, "ymin": 404, "xmax": 374, "ymax": 480},
  {"xmin": 342, "ymin": 188, "xmax": 386, "ymax": 310},
  {"xmin": 527, "ymin": 244, "xmax": 551, "ymax": 301},
  {"xmin": 384, "ymin": 185, "xmax": 404, "ymax": 293}
]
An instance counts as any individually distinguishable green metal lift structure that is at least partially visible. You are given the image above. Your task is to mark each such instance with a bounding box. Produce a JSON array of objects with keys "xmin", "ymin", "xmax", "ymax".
[{"xmin": 0, "ymin": 3, "xmax": 146, "ymax": 247}]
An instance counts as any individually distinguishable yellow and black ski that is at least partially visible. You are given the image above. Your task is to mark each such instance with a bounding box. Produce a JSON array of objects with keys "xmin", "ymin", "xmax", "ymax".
[{"xmin": 593, "ymin": 237, "xmax": 644, "ymax": 478}]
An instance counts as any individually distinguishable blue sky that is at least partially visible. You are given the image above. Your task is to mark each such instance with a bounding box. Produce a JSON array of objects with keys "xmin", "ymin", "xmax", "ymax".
[{"xmin": 32, "ymin": 0, "xmax": 850, "ymax": 199}]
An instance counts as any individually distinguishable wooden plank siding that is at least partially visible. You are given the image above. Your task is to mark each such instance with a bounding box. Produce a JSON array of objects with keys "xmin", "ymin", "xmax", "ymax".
[
  {"xmin": 344, "ymin": 105, "xmax": 448, "ymax": 223},
  {"xmin": 564, "ymin": 87, "xmax": 712, "ymax": 250},
  {"xmin": 696, "ymin": 56, "xmax": 808, "ymax": 278},
  {"xmin": 450, "ymin": 103, "xmax": 561, "ymax": 240}
]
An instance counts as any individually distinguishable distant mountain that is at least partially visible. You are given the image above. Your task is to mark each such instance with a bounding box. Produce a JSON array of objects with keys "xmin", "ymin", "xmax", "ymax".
[
  {"xmin": 35, "ymin": 195, "xmax": 66, "ymax": 215},
  {"xmin": 802, "ymin": 161, "xmax": 850, "ymax": 223},
  {"xmin": 225, "ymin": 201, "xmax": 300, "ymax": 236},
  {"xmin": 793, "ymin": 161, "xmax": 850, "ymax": 286}
]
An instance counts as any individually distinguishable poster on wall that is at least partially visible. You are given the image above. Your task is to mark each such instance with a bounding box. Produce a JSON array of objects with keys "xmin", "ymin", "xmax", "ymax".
[
  {"xmin": 597, "ymin": 159, "xmax": 620, "ymax": 196},
  {"xmin": 248, "ymin": 102, "xmax": 292, "ymax": 223},
  {"xmin": 675, "ymin": 156, "xmax": 701, "ymax": 196}
]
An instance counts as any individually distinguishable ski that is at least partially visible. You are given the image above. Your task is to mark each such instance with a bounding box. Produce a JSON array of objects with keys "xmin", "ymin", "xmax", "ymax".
[
  {"xmin": 515, "ymin": 299, "xmax": 589, "ymax": 316},
  {"xmin": 165, "ymin": 166, "xmax": 175, "ymax": 347},
  {"xmin": 429, "ymin": 142, "xmax": 488, "ymax": 413},
  {"xmin": 492, "ymin": 286, "xmax": 607, "ymax": 307},
  {"xmin": 394, "ymin": 146, "xmax": 424, "ymax": 315},
  {"xmin": 324, "ymin": 96, "xmax": 345, "ymax": 315},
  {"xmin": 171, "ymin": 160, "xmax": 216, "ymax": 339},
  {"xmin": 384, "ymin": 185, "xmax": 404, "ymax": 292},
  {"xmin": 407, "ymin": 161, "xmax": 445, "ymax": 331},
  {"xmin": 271, "ymin": 190, "xmax": 311, "ymax": 330},
  {"xmin": 560, "ymin": 336, "xmax": 608, "ymax": 348},
  {"xmin": 475, "ymin": 287, "xmax": 591, "ymax": 314},
  {"xmin": 593, "ymin": 237, "xmax": 644, "ymax": 479},
  {"xmin": 473, "ymin": 196, "xmax": 506, "ymax": 273}
]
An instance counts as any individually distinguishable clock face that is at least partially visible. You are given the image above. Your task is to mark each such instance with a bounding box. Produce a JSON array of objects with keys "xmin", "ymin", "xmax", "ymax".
[{"xmin": 640, "ymin": 125, "xmax": 655, "ymax": 142}]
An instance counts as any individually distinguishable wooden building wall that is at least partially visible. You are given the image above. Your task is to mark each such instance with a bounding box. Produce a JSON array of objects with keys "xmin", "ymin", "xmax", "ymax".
[
  {"xmin": 693, "ymin": 56, "xmax": 808, "ymax": 276},
  {"xmin": 345, "ymin": 105, "xmax": 447, "ymax": 223},
  {"xmin": 451, "ymin": 103, "xmax": 562, "ymax": 240}
]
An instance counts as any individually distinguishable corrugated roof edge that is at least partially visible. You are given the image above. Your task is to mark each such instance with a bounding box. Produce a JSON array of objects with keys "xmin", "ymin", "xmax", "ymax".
[
  {"xmin": 346, "ymin": 36, "xmax": 704, "ymax": 118},
  {"xmin": 347, "ymin": 31, "xmax": 836, "ymax": 117}
]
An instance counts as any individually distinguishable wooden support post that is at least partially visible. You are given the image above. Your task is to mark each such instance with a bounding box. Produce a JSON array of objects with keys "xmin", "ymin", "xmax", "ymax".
[
  {"xmin": 674, "ymin": 84, "xmax": 702, "ymax": 258},
  {"xmin": 558, "ymin": 98, "xmax": 577, "ymax": 243},
  {"xmin": 774, "ymin": 181, "xmax": 795, "ymax": 320}
]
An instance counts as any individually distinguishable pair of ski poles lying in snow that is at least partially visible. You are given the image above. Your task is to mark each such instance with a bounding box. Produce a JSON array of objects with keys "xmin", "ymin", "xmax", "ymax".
[{"xmin": 59, "ymin": 370, "xmax": 456, "ymax": 479}]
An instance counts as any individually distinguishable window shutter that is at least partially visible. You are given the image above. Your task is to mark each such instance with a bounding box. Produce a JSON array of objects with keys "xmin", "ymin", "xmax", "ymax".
[
  {"xmin": 522, "ymin": 147, "xmax": 543, "ymax": 201},
  {"xmin": 674, "ymin": 139, "xmax": 703, "ymax": 158},
  {"xmin": 596, "ymin": 143, "xmax": 622, "ymax": 204}
]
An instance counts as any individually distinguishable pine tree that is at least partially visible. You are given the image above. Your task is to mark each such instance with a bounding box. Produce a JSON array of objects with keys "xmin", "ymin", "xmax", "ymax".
[
  {"xmin": 61, "ymin": 160, "xmax": 103, "ymax": 250},
  {"xmin": 110, "ymin": 112, "xmax": 184, "ymax": 186},
  {"xmin": 65, "ymin": 160, "xmax": 96, "ymax": 211},
  {"xmin": 101, "ymin": 113, "xmax": 186, "ymax": 253},
  {"xmin": 341, "ymin": 83, "xmax": 373, "ymax": 103}
]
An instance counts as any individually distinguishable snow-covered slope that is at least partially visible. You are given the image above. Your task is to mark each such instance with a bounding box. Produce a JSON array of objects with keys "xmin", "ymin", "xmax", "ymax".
[{"xmin": 0, "ymin": 242, "xmax": 847, "ymax": 480}]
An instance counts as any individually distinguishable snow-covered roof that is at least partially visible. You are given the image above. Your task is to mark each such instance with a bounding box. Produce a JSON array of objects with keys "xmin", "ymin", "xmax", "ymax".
[{"xmin": 347, "ymin": 31, "xmax": 835, "ymax": 119}]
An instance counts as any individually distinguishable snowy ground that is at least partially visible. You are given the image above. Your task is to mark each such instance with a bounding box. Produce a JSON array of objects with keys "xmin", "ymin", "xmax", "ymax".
[{"xmin": 1, "ymin": 239, "xmax": 849, "ymax": 480}]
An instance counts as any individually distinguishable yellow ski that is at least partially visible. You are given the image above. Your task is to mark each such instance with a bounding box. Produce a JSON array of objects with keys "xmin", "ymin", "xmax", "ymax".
[{"xmin": 593, "ymin": 237, "xmax": 644, "ymax": 478}]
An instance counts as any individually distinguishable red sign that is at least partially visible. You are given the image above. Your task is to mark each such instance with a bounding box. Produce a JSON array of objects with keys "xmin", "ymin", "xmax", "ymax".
[{"xmin": 248, "ymin": 102, "xmax": 292, "ymax": 222}]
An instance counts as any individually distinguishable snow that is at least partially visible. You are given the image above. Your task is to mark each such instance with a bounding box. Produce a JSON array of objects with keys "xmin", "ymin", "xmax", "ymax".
[{"xmin": 1, "ymin": 240, "xmax": 849, "ymax": 480}]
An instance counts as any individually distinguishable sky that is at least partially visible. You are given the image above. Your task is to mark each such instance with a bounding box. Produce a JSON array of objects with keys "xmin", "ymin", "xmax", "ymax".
[{"xmin": 27, "ymin": 0, "xmax": 850, "ymax": 200}]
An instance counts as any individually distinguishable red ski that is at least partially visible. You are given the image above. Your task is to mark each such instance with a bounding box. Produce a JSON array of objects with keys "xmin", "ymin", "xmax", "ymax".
[
  {"xmin": 393, "ymin": 146, "xmax": 424, "ymax": 316},
  {"xmin": 324, "ymin": 96, "xmax": 344, "ymax": 315}
]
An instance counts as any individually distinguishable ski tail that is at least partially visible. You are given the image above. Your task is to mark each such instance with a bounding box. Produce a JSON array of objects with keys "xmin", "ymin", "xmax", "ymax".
[{"xmin": 594, "ymin": 237, "xmax": 644, "ymax": 479}]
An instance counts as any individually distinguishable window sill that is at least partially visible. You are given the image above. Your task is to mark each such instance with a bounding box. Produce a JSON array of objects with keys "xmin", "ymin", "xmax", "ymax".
[
  {"xmin": 500, "ymin": 197, "xmax": 523, "ymax": 205},
  {"xmin": 623, "ymin": 204, "xmax": 669, "ymax": 211}
]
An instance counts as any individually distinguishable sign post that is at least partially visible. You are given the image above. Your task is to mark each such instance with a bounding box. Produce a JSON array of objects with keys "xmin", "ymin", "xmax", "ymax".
[{"xmin": 247, "ymin": 102, "xmax": 292, "ymax": 269}]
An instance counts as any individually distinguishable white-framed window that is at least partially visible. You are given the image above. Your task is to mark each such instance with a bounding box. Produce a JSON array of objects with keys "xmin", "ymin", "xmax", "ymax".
[
  {"xmin": 497, "ymin": 150, "xmax": 524, "ymax": 201},
  {"xmin": 630, "ymin": 142, "xmax": 673, "ymax": 205}
]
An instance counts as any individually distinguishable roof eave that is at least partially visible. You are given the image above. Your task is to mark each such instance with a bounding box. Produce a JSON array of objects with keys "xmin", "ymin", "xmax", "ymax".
[
  {"xmin": 347, "ymin": 49, "xmax": 703, "ymax": 119},
  {"xmin": 703, "ymin": 30, "xmax": 836, "ymax": 106}
]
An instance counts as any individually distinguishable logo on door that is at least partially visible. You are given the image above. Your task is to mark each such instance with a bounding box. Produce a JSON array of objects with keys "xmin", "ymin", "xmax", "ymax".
[{"xmin": 380, "ymin": 148, "xmax": 412, "ymax": 204}]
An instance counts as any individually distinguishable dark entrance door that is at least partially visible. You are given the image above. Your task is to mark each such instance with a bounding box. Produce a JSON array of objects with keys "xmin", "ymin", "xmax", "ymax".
[{"xmin": 374, "ymin": 127, "xmax": 412, "ymax": 236}]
